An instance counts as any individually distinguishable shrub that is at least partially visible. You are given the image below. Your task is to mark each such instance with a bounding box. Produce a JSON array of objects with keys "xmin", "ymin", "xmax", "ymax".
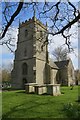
[{"xmin": 63, "ymin": 102, "xmax": 79, "ymax": 118}]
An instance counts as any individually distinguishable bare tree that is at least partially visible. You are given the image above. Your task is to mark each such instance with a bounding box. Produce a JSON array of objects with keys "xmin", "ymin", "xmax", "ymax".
[
  {"xmin": 2, "ymin": 69, "xmax": 11, "ymax": 83},
  {"xmin": 0, "ymin": 0, "xmax": 80, "ymax": 51},
  {"xmin": 52, "ymin": 46, "xmax": 69, "ymax": 61}
]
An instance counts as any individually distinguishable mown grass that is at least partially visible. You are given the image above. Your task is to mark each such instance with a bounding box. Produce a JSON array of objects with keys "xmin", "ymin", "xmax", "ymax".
[{"xmin": 2, "ymin": 86, "xmax": 79, "ymax": 118}]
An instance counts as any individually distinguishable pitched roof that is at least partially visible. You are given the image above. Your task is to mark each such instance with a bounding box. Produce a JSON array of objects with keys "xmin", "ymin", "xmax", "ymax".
[
  {"xmin": 49, "ymin": 60, "xmax": 59, "ymax": 69},
  {"xmin": 54, "ymin": 60, "xmax": 70, "ymax": 69}
]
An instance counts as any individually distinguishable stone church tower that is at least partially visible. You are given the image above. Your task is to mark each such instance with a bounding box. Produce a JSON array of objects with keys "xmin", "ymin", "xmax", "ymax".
[{"xmin": 11, "ymin": 16, "xmax": 50, "ymax": 89}]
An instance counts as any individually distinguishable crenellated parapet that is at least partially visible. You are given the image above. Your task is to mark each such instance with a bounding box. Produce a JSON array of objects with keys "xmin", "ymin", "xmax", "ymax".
[{"xmin": 19, "ymin": 16, "xmax": 47, "ymax": 30}]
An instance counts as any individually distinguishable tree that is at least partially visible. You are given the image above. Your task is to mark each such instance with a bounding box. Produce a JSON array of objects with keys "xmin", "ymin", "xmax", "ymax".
[
  {"xmin": 0, "ymin": 1, "xmax": 80, "ymax": 51},
  {"xmin": 2, "ymin": 69, "xmax": 11, "ymax": 83},
  {"xmin": 2, "ymin": 63, "xmax": 13, "ymax": 83},
  {"xmin": 52, "ymin": 46, "xmax": 68, "ymax": 61}
]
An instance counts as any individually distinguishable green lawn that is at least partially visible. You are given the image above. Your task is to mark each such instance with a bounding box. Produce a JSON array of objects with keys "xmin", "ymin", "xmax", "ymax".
[{"xmin": 2, "ymin": 86, "xmax": 79, "ymax": 118}]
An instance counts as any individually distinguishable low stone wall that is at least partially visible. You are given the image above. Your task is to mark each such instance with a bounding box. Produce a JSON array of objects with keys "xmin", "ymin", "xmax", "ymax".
[{"xmin": 25, "ymin": 83, "xmax": 61, "ymax": 96}]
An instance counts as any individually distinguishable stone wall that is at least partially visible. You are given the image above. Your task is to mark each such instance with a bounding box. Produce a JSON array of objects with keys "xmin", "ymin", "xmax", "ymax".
[
  {"xmin": 56, "ymin": 59, "xmax": 75, "ymax": 86},
  {"xmin": 67, "ymin": 59, "xmax": 75, "ymax": 86},
  {"xmin": 12, "ymin": 20, "xmax": 36, "ymax": 89},
  {"xmin": 11, "ymin": 17, "xmax": 59, "ymax": 89},
  {"xmin": 58, "ymin": 68, "xmax": 68, "ymax": 86},
  {"xmin": 36, "ymin": 59, "xmax": 46, "ymax": 84},
  {"xmin": 51, "ymin": 69, "xmax": 58, "ymax": 84}
]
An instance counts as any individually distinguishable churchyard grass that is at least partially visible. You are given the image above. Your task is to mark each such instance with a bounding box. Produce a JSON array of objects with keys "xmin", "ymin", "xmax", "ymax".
[{"xmin": 2, "ymin": 86, "xmax": 79, "ymax": 118}]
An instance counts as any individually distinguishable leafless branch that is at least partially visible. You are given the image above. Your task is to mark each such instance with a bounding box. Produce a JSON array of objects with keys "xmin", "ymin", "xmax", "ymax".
[
  {"xmin": 1, "ymin": 1, "xmax": 80, "ymax": 52},
  {"xmin": 1, "ymin": 0, "xmax": 24, "ymax": 39}
]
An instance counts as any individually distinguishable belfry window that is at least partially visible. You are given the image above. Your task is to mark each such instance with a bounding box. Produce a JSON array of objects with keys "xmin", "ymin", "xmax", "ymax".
[
  {"xmin": 22, "ymin": 63, "xmax": 28, "ymax": 75},
  {"xmin": 40, "ymin": 31, "xmax": 43, "ymax": 37},
  {"xmin": 25, "ymin": 29, "xmax": 28, "ymax": 36}
]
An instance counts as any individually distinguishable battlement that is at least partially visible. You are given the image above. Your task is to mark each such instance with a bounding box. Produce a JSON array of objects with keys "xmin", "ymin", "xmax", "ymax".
[{"xmin": 19, "ymin": 16, "xmax": 47, "ymax": 30}]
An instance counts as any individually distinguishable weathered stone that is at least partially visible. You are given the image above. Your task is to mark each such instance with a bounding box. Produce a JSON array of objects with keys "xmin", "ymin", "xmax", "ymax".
[
  {"xmin": 25, "ymin": 83, "xmax": 37, "ymax": 93},
  {"xmin": 46, "ymin": 84, "xmax": 61, "ymax": 96},
  {"xmin": 11, "ymin": 17, "xmax": 59, "ymax": 90},
  {"xmin": 54, "ymin": 59, "xmax": 75, "ymax": 86},
  {"xmin": 11, "ymin": 16, "xmax": 75, "ymax": 96},
  {"xmin": 34, "ymin": 85, "xmax": 47, "ymax": 95}
]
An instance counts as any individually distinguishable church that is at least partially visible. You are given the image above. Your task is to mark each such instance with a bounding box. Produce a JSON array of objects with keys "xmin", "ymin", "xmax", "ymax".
[{"xmin": 11, "ymin": 16, "xmax": 75, "ymax": 95}]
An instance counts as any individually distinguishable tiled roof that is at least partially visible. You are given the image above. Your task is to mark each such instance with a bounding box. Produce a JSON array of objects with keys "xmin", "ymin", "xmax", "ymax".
[{"xmin": 54, "ymin": 60, "xmax": 69, "ymax": 69}]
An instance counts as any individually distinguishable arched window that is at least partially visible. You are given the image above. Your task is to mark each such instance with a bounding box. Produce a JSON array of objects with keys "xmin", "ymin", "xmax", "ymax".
[{"xmin": 22, "ymin": 63, "xmax": 28, "ymax": 75}]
